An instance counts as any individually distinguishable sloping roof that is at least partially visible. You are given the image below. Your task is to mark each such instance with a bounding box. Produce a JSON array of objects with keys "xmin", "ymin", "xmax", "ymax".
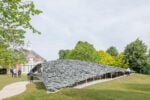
[
  {"xmin": 31, "ymin": 63, "xmax": 42, "ymax": 73},
  {"xmin": 24, "ymin": 50, "xmax": 46, "ymax": 63},
  {"xmin": 41, "ymin": 60, "xmax": 126, "ymax": 92}
]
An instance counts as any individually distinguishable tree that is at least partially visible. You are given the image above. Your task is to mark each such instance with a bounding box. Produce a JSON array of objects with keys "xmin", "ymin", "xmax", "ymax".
[
  {"xmin": 0, "ymin": 0, "xmax": 42, "ymax": 47},
  {"xmin": 67, "ymin": 41, "xmax": 99, "ymax": 63},
  {"xmin": 98, "ymin": 50, "xmax": 116, "ymax": 66},
  {"xmin": 58, "ymin": 50, "xmax": 70, "ymax": 59},
  {"xmin": 142, "ymin": 56, "xmax": 150, "ymax": 74},
  {"xmin": 106, "ymin": 46, "xmax": 118, "ymax": 56},
  {"xmin": 0, "ymin": 42, "xmax": 26, "ymax": 68},
  {"xmin": 115, "ymin": 53, "xmax": 128, "ymax": 68},
  {"xmin": 0, "ymin": 41, "xmax": 10, "ymax": 67},
  {"xmin": 98, "ymin": 50, "xmax": 128, "ymax": 68},
  {"xmin": 124, "ymin": 39, "xmax": 147, "ymax": 73},
  {"xmin": 0, "ymin": 0, "xmax": 42, "ymax": 68}
]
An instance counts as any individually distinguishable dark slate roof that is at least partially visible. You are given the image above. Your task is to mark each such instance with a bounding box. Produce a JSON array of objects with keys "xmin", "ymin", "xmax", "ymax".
[
  {"xmin": 31, "ymin": 63, "xmax": 42, "ymax": 73},
  {"xmin": 41, "ymin": 60, "xmax": 126, "ymax": 92}
]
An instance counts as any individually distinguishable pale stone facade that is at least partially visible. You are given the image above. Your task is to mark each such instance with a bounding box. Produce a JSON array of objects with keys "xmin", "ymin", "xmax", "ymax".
[{"xmin": 20, "ymin": 50, "xmax": 46, "ymax": 74}]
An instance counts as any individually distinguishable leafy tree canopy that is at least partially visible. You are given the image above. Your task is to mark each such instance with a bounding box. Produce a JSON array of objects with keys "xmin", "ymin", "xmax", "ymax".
[
  {"xmin": 0, "ymin": 0, "xmax": 42, "ymax": 47},
  {"xmin": 98, "ymin": 50, "xmax": 128, "ymax": 68},
  {"xmin": 142, "ymin": 56, "xmax": 150, "ymax": 74},
  {"xmin": 0, "ymin": 0, "xmax": 42, "ymax": 68},
  {"xmin": 58, "ymin": 49, "xmax": 70, "ymax": 59},
  {"xmin": 66, "ymin": 41, "xmax": 99, "ymax": 63},
  {"xmin": 124, "ymin": 38, "xmax": 148, "ymax": 73},
  {"xmin": 115, "ymin": 53, "xmax": 128, "ymax": 68},
  {"xmin": 98, "ymin": 50, "xmax": 116, "ymax": 66},
  {"xmin": 106, "ymin": 46, "xmax": 118, "ymax": 56}
]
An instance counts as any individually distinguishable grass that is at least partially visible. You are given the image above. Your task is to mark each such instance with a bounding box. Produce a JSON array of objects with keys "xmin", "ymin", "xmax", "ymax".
[
  {"xmin": 0, "ymin": 74, "xmax": 28, "ymax": 90},
  {"xmin": 3, "ymin": 73, "xmax": 150, "ymax": 100}
]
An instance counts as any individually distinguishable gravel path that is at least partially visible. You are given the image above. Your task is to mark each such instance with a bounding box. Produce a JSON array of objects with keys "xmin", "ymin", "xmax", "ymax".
[
  {"xmin": 0, "ymin": 80, "xmax": 42, "ymax": 100},
  {"xmin": 0, "ymin": 81, "xmax": 29, "ymax": 100}
]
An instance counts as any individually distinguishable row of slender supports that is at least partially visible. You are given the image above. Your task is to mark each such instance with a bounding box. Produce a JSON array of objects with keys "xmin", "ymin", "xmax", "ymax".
[{"xmin": 74, "ymin": 71, "xmax": 126, "ymax": 87}]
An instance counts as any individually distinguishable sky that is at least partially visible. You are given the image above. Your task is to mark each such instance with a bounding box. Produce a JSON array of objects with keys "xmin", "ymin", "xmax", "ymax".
[{"xmin": 25, "ymin": 0, "xmax": 150, "ymax": 60}]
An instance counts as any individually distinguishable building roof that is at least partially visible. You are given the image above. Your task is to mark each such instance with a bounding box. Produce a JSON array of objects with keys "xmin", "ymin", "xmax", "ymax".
[
  {"xmin": 24, "ymin": 50, "xmax": 46, "ymax": 63},
  {"xmin": 41, "ymin": 60, "xmax": 126, "ymax": 92}
]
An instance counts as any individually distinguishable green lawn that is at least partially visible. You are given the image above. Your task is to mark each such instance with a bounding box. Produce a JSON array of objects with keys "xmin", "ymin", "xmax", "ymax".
[
  {"xmin": 3, "ymin": 74, "xmax": 150, "ymax": 100},
  {"xmin": 0, "ymin": 74, "xmax": 28, "ymax": 90}
]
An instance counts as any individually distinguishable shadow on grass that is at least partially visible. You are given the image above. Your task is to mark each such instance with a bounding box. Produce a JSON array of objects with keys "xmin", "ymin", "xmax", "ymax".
[{"xmin": 34, "ymin": 82, "xmax": 46, "ymax": 90}]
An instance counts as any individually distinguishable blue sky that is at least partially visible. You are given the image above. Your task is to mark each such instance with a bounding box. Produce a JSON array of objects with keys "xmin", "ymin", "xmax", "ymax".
[{"xmin": 25, "ymin": 0, "xmax": 150, "ymax": 60}]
